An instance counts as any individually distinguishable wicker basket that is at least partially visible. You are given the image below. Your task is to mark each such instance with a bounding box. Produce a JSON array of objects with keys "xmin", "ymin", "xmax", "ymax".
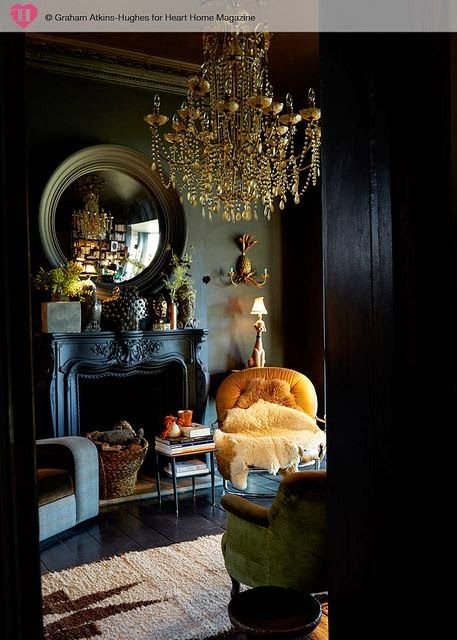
[{"xmin": 87, "ymin": 434, "xmax": 149, "ymax": 499}]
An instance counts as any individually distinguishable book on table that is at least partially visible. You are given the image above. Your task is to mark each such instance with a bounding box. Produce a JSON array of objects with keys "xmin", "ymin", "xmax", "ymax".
[
  {"xmin": 155, "ymin": 436, "xmax": 211, "ymax": 444},
  {"xmin": 155, "ymin": 433, "xmax": 213, "ymax": 445},
  {"xmin": 179, "ymin": 423, "xmax": 211, "ymax": 437},
  {"xmin": 163, "ymin": 458, "xmax": 209, "ymax": 477},
  {"xmin": 155, "ymin": 441, "xmax": 215, "ymax": 455}
]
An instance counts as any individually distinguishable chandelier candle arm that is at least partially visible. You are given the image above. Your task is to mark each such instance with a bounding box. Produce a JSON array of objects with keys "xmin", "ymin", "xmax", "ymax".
[{"xmin": 144, "ymin": 33, "xmax": 321, "ymax": 222}]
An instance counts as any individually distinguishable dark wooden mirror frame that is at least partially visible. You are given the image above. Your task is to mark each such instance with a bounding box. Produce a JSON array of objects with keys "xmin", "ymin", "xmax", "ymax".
[{"xmin": 39, "ymin": 144, "xmax": 187, "ymax": 299}]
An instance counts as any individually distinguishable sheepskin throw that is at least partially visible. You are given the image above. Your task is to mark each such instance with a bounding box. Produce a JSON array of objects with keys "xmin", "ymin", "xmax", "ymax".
[
  {"xmin": 214, "ymin": 399, "xmax": 326, "ymax": 490},
  {"xmin": 235, "ymin": 377, "xmax": 304, "ymax": 411}
]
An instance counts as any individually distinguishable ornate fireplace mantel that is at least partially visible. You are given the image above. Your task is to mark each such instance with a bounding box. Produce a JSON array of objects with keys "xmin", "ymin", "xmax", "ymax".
[{"xmin": 34, "ymin": 329, "xmax": 209, "ymax": 438}]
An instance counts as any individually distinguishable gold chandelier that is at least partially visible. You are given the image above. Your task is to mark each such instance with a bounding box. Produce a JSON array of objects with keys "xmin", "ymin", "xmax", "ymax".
[
  {"xmin": 72, "ymin": 175, "xmax": 113, "ymax": 240},
  {"xmin": 144, "ymin": 32, "xmax": 321, "ymax": 222}
]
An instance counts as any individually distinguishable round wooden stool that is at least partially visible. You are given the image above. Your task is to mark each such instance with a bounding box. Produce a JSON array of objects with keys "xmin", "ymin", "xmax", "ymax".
[{"xmin": 228, "ymin": 586, "xmax": 322, "ymax": 639}]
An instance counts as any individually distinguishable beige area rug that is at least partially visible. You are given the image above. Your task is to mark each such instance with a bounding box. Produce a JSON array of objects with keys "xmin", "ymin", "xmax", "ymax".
[{"xmin": 41, "ymin": 534, "xmax": 328, "ymax": 640}]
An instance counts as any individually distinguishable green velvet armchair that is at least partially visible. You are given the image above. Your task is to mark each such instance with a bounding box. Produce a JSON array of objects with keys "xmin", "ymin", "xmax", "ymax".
[{"xmin": 221, "ymin": 470, "xmax": 327, "ymax": 596}]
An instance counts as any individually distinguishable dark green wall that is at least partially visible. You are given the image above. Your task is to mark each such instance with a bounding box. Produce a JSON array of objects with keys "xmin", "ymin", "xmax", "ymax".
[{"xmin": 26, "ymin": 67, "xmax": 284, "ymax": 391}]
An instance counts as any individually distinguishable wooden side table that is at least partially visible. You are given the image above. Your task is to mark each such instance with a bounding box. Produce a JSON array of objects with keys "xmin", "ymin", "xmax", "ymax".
[{"xmin": 154, "ymin": 440, "xmax": 216, "ymax": 515}]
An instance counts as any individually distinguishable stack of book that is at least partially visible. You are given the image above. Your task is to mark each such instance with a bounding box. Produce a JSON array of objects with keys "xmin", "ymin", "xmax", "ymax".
[
  {"xmin": 154, "ymin": 431, "xmax": 214, "ymax": 455},
  {"xmin": 163, "ymin": 458, "xmax": 209, "ymax": 478}
]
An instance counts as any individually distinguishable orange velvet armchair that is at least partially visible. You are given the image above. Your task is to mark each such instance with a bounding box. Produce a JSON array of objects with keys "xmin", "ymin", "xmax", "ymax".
[{"xmin": 214, "ymin": 367, "xmax": 326, "ymax": 493}]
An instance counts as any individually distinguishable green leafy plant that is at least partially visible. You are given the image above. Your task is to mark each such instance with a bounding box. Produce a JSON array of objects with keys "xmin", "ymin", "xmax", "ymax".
[
  {"xmin": 32, "ymin": 261, "xmax": 84, "ymax": 298},
  {"xmin": 162, "ymin": 247, "xmax": 194, "ymax": 303}
]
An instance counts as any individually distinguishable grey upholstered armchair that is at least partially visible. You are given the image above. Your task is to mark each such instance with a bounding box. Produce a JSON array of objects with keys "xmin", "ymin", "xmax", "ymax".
[{"xmin": 37, "ymin": 436, "xmax": 99, "ymax": 541}]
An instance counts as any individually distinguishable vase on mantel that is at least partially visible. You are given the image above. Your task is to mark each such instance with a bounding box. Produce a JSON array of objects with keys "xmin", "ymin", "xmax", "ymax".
[
  {"xmin": 168, "ymin": 302, "xmax": 178, "ymax": 330},
  {"xmin": 176, "ymin": 285, "xmax": 198, "ymax": 329}
]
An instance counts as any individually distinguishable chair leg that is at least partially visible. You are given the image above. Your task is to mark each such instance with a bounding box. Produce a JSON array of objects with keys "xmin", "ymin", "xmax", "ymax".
[{"xmin": 230, "ymin": 576, "xmax": 240, "ymax": 598}]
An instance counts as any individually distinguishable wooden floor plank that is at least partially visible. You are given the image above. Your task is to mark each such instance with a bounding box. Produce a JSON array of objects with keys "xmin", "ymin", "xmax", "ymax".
[
  {"xmin": 123, "ymin": 497, "xmax": 225, "ymax": 543},
  {"xmin": 99, "ymin": 504, "xmax": 172, "ymax": 549},
  {"xmin": 40, "ymin": 537, "xmax": 82, "ymax": 573}
]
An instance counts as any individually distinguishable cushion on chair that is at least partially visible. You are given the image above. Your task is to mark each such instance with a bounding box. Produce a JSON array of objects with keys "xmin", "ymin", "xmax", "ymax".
[
  {"xmin": 235, "ymin": 378, "xmax": 304, "ymax": 411},
  {"xmin": 37, "ymin": 468, "xmax": 75, "ymax": 507},
  {"xmin": 216, "ymin": 368, "xmax": 318, "ymax": 424}
]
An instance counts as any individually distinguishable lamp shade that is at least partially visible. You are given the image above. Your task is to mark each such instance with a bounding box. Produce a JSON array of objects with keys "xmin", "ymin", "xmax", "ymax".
[
  {"xmin": 82, "ymin": 263, "xmax": 97, "ymax": 275},
  {"xmin": 250, "ymin": 297, "xmax": 268, "ymax": 316}
]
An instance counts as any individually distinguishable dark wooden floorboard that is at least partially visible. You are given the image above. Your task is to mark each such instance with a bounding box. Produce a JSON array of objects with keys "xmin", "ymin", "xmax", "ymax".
[
  {"xmin": 99, "ymin": 504, "xmax": 172, "ymax": 549},
  {"xmin": 124, "ymin": 497, "xmax": 226, "ymax": 543},
  {"xmin": 40, "ymin": 537, "xmax": 83, "ymax": 573},
  {"xmin": 55, "ymin": 528, "xmax": 110, "ymax": 566},
  {"xmin": 82, "ymin": 511, "xmax": 145, "ymax": 557}
]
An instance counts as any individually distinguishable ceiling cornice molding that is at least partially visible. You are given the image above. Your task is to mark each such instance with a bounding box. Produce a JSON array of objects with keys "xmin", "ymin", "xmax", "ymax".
[{"xmin": 25, "ymin": 35, "xmax": 199, "ymax": 95}]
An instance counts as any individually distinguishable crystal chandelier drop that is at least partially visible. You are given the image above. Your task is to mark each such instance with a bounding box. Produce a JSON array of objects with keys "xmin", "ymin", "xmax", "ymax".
[
  {"xmin": 72, "ymin": 175, "xmax": 113, "ymax": 240},
  {"xmin": 144, "ymin": 32, "xmax": 321, "ymax": 223}
]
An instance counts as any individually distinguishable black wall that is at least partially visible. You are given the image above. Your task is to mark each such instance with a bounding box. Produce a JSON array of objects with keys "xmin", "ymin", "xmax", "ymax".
[{"xmin": 0, "ymin": 35, "xmax": 43, "ymax": 640}]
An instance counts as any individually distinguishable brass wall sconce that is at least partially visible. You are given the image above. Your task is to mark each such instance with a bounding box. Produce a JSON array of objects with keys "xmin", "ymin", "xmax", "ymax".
[{"xmin": 228, "ymin": 234, "xmax": 269, "ymax": 288}]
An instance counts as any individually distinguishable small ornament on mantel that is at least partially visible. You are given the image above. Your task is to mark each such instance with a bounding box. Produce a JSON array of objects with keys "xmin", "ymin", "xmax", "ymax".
[{"xmin": 161, "ymin": 415, "xmax": 181, "ymax": 438}]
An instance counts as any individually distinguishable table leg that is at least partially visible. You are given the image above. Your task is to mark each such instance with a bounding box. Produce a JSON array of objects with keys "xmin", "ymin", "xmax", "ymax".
[
  {"xmin": 155, "ymin": 449, "xmax": 161, "ymax": 507},
  {"xmin": 192, "ymin": 475, "xmax": 196, "ymax": 500},
  {"xmin": 171, "ymin": 457, "xmax": 179, "ymax": 516},
  {"xmin": 210, "ymin": 451, "xmax": 215, "ymax": 506}
]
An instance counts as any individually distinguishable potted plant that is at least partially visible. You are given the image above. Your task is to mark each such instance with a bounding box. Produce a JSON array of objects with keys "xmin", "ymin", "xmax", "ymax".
[
  {"xmin": 161, "ymin": 248, "xmax": 197, "ymax": 330},
  {"xmin": 33, "ymin": 261, "xmax": 84, "ymax": 333},
  {"xmin": 32, "ymin": 261, "xmax": 84, "ymax": 301}
]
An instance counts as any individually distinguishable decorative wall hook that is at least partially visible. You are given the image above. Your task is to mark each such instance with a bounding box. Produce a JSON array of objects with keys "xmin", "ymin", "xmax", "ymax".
[{"xmin": 228, "ymin": 234, "xmax": 269, "ymax": 288}]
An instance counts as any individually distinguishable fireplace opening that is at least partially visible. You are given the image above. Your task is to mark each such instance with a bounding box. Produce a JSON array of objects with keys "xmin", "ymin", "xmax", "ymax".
[{"xmin": 77, "ymin": 363, "xmax": 186, "ymax": 448}]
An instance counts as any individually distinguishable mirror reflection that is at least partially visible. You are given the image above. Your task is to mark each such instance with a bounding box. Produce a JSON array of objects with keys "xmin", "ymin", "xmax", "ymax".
[{"xmin": 55, "ymin": 170, "xmax": 161, "ymax": 284}]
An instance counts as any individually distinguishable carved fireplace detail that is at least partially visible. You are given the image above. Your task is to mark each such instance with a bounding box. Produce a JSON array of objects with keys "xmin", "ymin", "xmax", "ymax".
[{"xmin": 34, "ymin": 329, "xmax": 209, "ymax": 439}]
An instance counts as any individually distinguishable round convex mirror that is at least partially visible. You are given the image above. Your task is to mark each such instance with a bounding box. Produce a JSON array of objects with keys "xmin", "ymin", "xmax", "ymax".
[{"xmin": 39, "ymin": 144, "xmax": 186, "ymax": 299}]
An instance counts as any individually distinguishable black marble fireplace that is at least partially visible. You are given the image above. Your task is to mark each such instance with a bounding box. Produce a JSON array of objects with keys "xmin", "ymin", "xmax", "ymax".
[{"xmin": 34, "ymin": 329, "xmax": 209, "ymax": 440}]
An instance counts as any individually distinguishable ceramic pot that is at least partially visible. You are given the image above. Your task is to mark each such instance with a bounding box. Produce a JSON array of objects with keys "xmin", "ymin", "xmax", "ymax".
[{"xmin": 176, "ymin": 286, "xmax": 197, "ymax": 329}]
